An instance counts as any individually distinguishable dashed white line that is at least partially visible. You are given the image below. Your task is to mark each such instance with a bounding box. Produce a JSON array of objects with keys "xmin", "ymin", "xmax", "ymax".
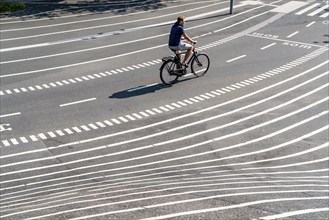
[
  {"xmin": 306, "ymin": 21, "xmax": 316, "ymax": 27},
  {"xmin": 59, "ymin": 98, "xmax": 96, "ymax": 107},
  {"xmin": 287, "ymin": 31, "xmax": 299, "ymax": 38},
  {"xmin": 0, "ymin": 112, "xmax": 21, "ymax": 118},
  {"xmin": 226, "ymin": 55, "xmax": 247, "ymax": 63},
  {"xmin": 261, "ymin": 43, "xmax": 276, "ymax": 50}
]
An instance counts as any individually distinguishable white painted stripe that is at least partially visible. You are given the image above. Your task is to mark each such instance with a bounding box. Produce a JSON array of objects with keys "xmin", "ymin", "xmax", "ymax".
[
  {"xmin": 10, "ymin": 139, "xmax": 19, "ymax": 145},
  {"xmin": 0, "ymin": 112, "xmax": 21, "ymax": 118},
  {"xmin": 29, "ymin": 135, "xmax": 38, "ymax": 141},
  {"xmin": 231, "ymin": 85, "xmax": 241, "ymax": 89},
  {"xmin": 270, "ymin": 1, "xmax": 308, "ymax": 13},
  {"xmin": 0, "ymin": 91, "xmax": 4, "ymax": 95},
  {"xmin": 171, "ymin": 103, "xmax": 182, "ymax": 108},
  {"xmin": 132, "ymin": 113, "xmax": 143, "ymax": 119},
  {"xmin": 62, "ymin": 80, "xmax": 70, "ymax": 84},
  {"xmin": 69, "ymin": 79, "xmax": 77, "ymax": 83},
  {"xmin": 165, "ymin": 105, "xmax": 175, "ymax": 110},
  {"xmin": 194, "ymin": 96, "xmax": 204, "ymax": 101},
  {"xmin": 320, "ymin": 12, "xmax": 329, "ymax": 18},
  {"xmin": 105, "ymin": 71, "xmax": 112, "ymax": 75},
  {"xmin": 56, "ymin": 130, "xmax": 65, "ymax": 136},
  {"xmin": 308, "ymin": 5, "xmax": 328, "ymax": 16},
  {"xmin": 49, "ymin": 83, "xmax": 57, "ymax": 87},
  {"xmin": 141, "ymin": 197, "xmax": 329, "ymax": 220},
  {"xmin": 95, "ymin": 122, "xmax": 106, "ymax": 128},
  {"xmin": 56, "ymin": 81, "xmax": 64, "ymax": 86},
  {"xmin": 81, "ymin": 125, "xmax": 90, "ymax": 131},
  {"xmin": 159, "ymin": 106, "xmax": 170, "ymax": 111},
  {"xmin": 87, "ymin": 75, "xmax": 95, "ymax": 79},
  {"xmin": 81, "ymin": 76, "xmax": 89, "ymax": 80},
  {"xmin": 226, "ymin": 86, "xmax": 236, "ymax": 90},
  {"xmin": 210, "ymin": 91, "xmax": 221, "ymax": 95},
  {"xmin": 2, "ymin": 140, "xmax": 10, "ymax": 147},
  {"xmin": 177, "ymin": 101, "xmax": 188, "ymax": 106},
  {"xmin": 306, "ymin": 21, "xmax": 316, "ymax": 27},
  {"xmin": 185, "ymin": 98, "xmax": 196, "ymax": 104},
  {"xmin": 139, "ymin": 111, "xmax": 149, "ymax": 117},
  {"xmin": 222, "ymin": 88, "xmax": 231, "ymax": 92},
  {"xmin": 205, "ymin": 93, "xmax": 216, "ymax": 97},
  {"xmin": 48, "ymin": 132, "xmax": 56, "ymax": 138},
  {"xmin": 287, "ymin": 31, "xmax": 299, "ymax": 38},
  {"xmin": 296, "ymin": 3, "xmax": 320, "ymax": 15},
  {"xmin": 72, "ymin": 127, "xmax": 82, "ymax": 133},
  {"xmin": 88, "ymin": 124, "xmax": 98, "ymax": 129},
  {"xmin": 127, "ymin": 67, "xmax": 134, "ymax": 70},
  {"xmin": 93, "ymin": 74, "xmax": 102, "ymax": 78},
  {"xmin": 5, "ymin": 90, "xmax": 12, "ymax": 94},
  {"xmin": 143, "ymin": 62, "xmax": 151, "ymax": 66},
  {"xmin": 121, "ymin": 68, "xmax": 129, "ymax": 72},
  {"xmin": 111, "ymin": 70, "xmax": 118, "ymax": 74},
  {"xmin": 200, "ymin": 94, "xmax": 211, "ymax": 99},
  {"xmin": 261, "ymin": 43, "xmax": 276, "ymax": 50},
  {"xmin": 60, "ymin": 98, "xmax": 96, "ymax": 107},
  {"xmin": 189, "ymin": 98, "xmax": 199, "ymax": 102},
  {"xmin": 116, "ymin": 69, "xmax": 124, "ymax": 73},
  {"xmin": 152, "ymin": 108, "xmax": 162, "ymax": 114},
  {"xmin": 145, "ymin": 110, "xmax": 156, "ymax": 115},
  {"xmin": 119, "ymin": 117, "xmax": 129, "ymax": 122},
  {"xmin": 111, "ymin": 119, "xmax": 122, "ymax": 124},
  {"xmin": 138, "ymin": 64, "xmax": 145, "ymax": 68},
  {"xmin": 125, "ymin": 115, "xmax": 136, "ymax": 121},
  {"xmin": 38, "ymin": 133, "xmax": 47, "ymax": 140},
  {"xmin": 104, "ymin": 120, "xmax": 113, "ymax": 126},
  {"xmin": 13, "ymin": 88, "xmax": 20, "ymax": 93},
  {"xmin": 64, "ymin": 128, "xmax": 74, "ymax": 134},
  {"xmin": 42, "ymin": 84, "xmax": 50, "ymax": 88},
  {"xmin": 216, "ymin": 89, "xmax": 226, "ymax": 94},
  {"xmin": 35, "ymin": 85, "xmax": 43, "ymax": 90},
  {"xmin": 20, "ymin": 137, "xmax": 28, "ymax": 143},
  {"xmin": 226, "ymin": 55, "xmax": 246, "ymax": 63},
  {"xmin": 260, "ymin": 207, "xmax": 329, "ymax": 220},
  {"xmin": 132, "ymin": 65, "xmax": 140, "ymax": 69},
  {"xmin": 148, "ymin": 61, "xmax": 155, "ymax": 65}
]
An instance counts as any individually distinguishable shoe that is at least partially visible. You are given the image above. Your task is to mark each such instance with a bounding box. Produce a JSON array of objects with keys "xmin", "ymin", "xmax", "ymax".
[{"xmin": 182, "ymin": 63, "xmax": 189, "ymax": 68}]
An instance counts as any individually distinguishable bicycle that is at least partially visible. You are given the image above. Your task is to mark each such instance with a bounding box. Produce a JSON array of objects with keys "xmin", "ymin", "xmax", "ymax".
[{"xmin": 159, "ymin": 43, "xmax": 210, "ymax": 85}]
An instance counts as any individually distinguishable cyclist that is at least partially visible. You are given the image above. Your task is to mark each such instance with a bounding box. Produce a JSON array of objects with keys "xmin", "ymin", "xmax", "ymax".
[{"xmin": 168, "ymin": 16, "xmax": 197, "ymax": 67}]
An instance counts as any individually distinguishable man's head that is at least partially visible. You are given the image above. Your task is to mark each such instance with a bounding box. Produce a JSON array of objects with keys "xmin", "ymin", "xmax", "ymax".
[{"xmin": 177, "ymin": 16, "xmax": 185, "ymax": 26}]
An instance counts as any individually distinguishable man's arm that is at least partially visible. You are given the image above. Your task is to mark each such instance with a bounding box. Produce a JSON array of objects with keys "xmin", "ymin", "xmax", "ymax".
[{"xmin": 183, "ymin": 33, "xmax": 196, "ymax": 43}]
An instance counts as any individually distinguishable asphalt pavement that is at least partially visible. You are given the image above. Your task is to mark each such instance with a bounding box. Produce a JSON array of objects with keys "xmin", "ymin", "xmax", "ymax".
[{"xmin": 1, "ymin": 0, "xmax": 329, "ymax": 219}]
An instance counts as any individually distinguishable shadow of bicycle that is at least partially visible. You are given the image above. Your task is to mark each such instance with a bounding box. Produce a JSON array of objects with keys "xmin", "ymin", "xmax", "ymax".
[{"xmin": 109, "ymin": 76, "xmax": 195, "ymax": 99}]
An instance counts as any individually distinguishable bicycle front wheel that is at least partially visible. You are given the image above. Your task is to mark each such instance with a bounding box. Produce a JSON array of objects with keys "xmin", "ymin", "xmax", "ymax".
[
  {"xmin": 160, "ymin": 60, "xmax": 179, "ymax": 85},
  {"xmin": 191, "ymin": 53, "xmax": 210, "ymax": 77}
]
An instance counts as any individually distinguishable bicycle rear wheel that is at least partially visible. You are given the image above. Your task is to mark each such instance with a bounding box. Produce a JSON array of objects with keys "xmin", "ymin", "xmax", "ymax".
[
  {"xmin": 160, "ymin": 60, "xmax": 179, "ymax": 85},
  {"xmin": 191, "ymin": 53, "xmax": 210, "ymax": 77}
]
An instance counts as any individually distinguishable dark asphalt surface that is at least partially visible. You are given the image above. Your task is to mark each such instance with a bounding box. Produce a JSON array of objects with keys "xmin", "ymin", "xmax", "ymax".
[{"xmin": 1, "ymin": 0, "xmax": 329, "ymax": 219}]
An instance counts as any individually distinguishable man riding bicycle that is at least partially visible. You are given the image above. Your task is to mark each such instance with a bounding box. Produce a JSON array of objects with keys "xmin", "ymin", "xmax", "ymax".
[{"xmin": 168, "ymin": 16, "xmax": 197, "ymax": 67}]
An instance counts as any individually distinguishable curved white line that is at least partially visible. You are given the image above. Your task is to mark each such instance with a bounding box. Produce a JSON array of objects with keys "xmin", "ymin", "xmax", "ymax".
[{"xmin": 260, "ymin": 207, "xmax": 329, "ymax": 220}]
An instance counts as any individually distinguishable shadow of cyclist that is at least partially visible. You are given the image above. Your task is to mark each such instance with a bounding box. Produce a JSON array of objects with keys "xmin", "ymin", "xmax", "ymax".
[{"xmin": 109, "ymin": 77, "xmax": 194, "ymax": 99}]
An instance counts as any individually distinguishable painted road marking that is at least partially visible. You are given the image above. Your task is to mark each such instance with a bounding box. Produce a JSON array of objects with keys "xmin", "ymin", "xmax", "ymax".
[
  {"xmin": 271, "ymin": 1, "xmax": 308, "ymax": 13},
  {"xmin": 307, "ymin": 5, "xmax": 328, "ymax": 16},
  {"xmin": 261, "ymin": 43, "xmax": 276, "ymax": 50},
  {"xmin": 0, "ymin": 5, "xmax": 277, "ymax": 79},
  {"xmin": 295, "ymin": 3, "xmax": 321, "ymax": 15},
  {"xmin": 287, "ymin": 31, "xmax": 299, "ymax": 38},
  {"xmin": 0, "ymin": 112, "xmax": 21, "ymax": 118},
  {"xmin": 306, "ymin": 21, "xmax": 316, "ymax": 27},
  {"xmin": 1, "ymin": 48, "xmax": 327, "ymax": 147},
  {"xmin": 59, "ymin": 98, "xmax": 96, "ymax": 107},
  {"xmin": 226, "ymin": 55, "xmax": 247, "ymax": 63}
]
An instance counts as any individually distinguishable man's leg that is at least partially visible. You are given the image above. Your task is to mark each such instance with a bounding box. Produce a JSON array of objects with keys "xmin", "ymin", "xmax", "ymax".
[{"xmin": 182, "ymin": 46, "xmax": 193, "ymax": 65}]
